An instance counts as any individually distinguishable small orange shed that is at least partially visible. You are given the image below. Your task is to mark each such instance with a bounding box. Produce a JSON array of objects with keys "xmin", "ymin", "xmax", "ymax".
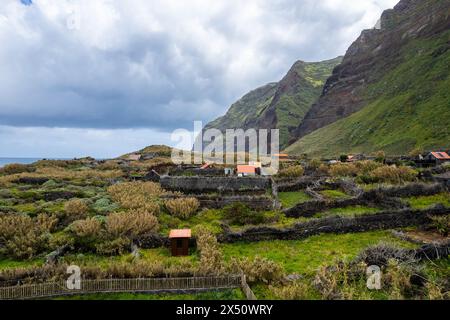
[{"xmin": 169, "ymin": 229, "xmax": 191, "ymax": 256}]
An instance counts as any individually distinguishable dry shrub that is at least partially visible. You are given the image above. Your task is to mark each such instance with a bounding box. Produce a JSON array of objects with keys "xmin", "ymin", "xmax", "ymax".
[
  {"xmin": 64, "ymin": 199, "xmax": 90, "ymax": 220},
  {"xmin": 308, "ymin": 159, "xmax": 322, "ymax": 170},
  {"xmin": 426, "ymin": 281, "xmax": 446, "ymax": 300},
  {"xmin": 277, "ymin": 165, "xmax": 304, "ymax": 178},
  {"xmin": 329, "ymin": 163, "xmax": 359, "ymax": 177},
  {"xmin": 354, "ymin": 160, "xmax": 382, "ymax": 174},
  {"xmin": 108, "ymin": 181, "xmax": 162, "ymax": 213},
  {"xmin": 428, "ymin": 215, "xmax": 449, "ymax": 237},
  {"xmin": 270, "ymin": 281, "xmax": 310, "ymax": 300},
  {"xmin": 231, "ymin": 256, "xmax": 284, "ymax": 284},
  {"xmin": 0, "ymin": 163, "xmax": 33, "ymax": 175},
  {"xmin": 318, "ymin": 164, "xmax": 329, "ymax": 175},
  {"xmin": 97, "ymin": 160, "xmax": 121, "ymax": 170},
  {"xmin": 0, "ymin": 167, "xmax": 122, "ymax": 187},
  {"xmin": 384, "ymin": 259, "xmax": 414, "ymax": 300},
  {"xmin": 106, "ymin": 209, "xmax": 159, "ymax": 240},
  {"xmin": 164, "ymin": 197, "xmax": 200, "ymax": 219},
  {"xmin": 70, "ymin": 218, "xmax": 102, "ymax": 240},
  {"xmin": 196, "ymin": 229, "xmax": 224, "ymax": 275},
  {"xmin": 0, "ymin": 213, "xmax": 57, "ymax": 259},
  {"xmin": 95, "ymin": 237, "xmax": 131, "ymax": 256},
  {"xmin": 369, "ymin": 165, "xmax": 417, "ymax": 184}
]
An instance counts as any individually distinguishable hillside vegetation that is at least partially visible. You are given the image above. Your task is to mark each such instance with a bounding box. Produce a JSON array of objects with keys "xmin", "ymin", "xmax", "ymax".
[
  {"xmin": 203, "ymin": 57, "xmax": 342, "ymax": 149},
  {"xmin": 286, "ymin": 30, "xmax": 450, "ymax": 157}
]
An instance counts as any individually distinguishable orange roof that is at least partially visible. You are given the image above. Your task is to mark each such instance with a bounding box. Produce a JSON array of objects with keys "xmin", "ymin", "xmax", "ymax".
[
  {"xmin": 237, "ymin": 165, "xmax": 257, "ymax": 174},
  {"xmin": 169, "ymin": 229, "xmax": 191, "ymax": 239},
  {"xmin": 431, "ymin": 152, "xmax": 450, "ymax": 160},
  {"xmin": 200, "ymin": 163, "xmax": 210, "ymax": 169},
  {"xmin": 273, "ymin": 154, "xmax": 289, "ymax": 158}
]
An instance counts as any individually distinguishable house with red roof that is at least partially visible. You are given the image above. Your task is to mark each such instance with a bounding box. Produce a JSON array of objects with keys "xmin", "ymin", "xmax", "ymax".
[
  {"xmin": 237, "ymin": 165, "xmax": 257, "ymax": 176},
  {"xmin": 425, "ymin": 151, "xmax": 450, "ymax": 165}
]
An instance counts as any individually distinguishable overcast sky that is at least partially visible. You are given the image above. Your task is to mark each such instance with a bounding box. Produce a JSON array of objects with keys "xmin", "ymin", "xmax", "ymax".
[{"xmin": 0, "ymin": 0, "xmax": 398, "ymax": 158}]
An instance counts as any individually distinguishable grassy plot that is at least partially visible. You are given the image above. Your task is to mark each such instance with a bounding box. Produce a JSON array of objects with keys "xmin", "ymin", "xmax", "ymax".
[
  {"xmin": 0, "ymin": 257, "xmax": 44, "ymax": 271},
  {"xmin": 405, "ymin": 193, "xmax": 450, "ymax": 209},
  {"xmin": 278, "ymin": 191, "xmax": 312, "ymax": 208},
  {"xmin": 313, "ymin": 205, "xmax": 381, "ymax": 219},
  {"xmin": 319, "ymin": 189, "xmax": 351, "ymax": 200},
  {"xmin": 53, "ymin": 289, "xmax": 245, "ymax": 300},
  {"xmin": 221, "ymin": 231, "xmax": 417, "ymax": 275}
]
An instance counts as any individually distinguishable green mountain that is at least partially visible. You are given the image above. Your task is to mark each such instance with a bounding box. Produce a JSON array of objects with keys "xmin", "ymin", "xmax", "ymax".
[
  {"xmin": 203, "ymin": 57, "xmax": 342, "ymax": 149},
  {"xmin": 286, "ymin": 0, "xmax": 450, "ymax": 157}
]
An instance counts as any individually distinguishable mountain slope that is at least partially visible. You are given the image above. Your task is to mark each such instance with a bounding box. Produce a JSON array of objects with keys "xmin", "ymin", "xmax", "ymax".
[
  {"xmin": 203, "ymin": 57, "xmax": 342, "ymax": 149},
  {"xmin": 287, "ymin": 0, "xmax": 450, "ymax": 156}
]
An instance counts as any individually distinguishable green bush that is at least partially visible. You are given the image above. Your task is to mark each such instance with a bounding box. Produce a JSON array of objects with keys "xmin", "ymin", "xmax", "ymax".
[
  {"xmin": 429, "ymin": 215, "xmax": 449, "ymax": 237},
  {"xmin": 223, "ymin": 203, "xmax": 266, "ymax": 226}
]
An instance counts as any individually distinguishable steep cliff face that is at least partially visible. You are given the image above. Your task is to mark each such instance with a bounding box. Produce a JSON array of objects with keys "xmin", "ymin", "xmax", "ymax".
[
  {"xmin": 203, "ymin": 57, "xmax": 342, "ymax": 149},
  {"xmin": 292, "ymin": 0, "xmax": 450, "ymax": 141},
  {"xmin": 287, "ymin": 0, "xmax": 450, "ymax": 156}
]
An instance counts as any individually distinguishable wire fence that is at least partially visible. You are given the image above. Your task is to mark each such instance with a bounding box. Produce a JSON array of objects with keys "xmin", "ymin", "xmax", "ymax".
[{"xmin": 0, "ymin": 275, "xmax": 243, "ymax": 300}]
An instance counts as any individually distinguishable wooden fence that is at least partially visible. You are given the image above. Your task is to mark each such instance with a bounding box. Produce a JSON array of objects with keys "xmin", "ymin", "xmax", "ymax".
[{"xmin": 0, "ymin": 276, "xmax": 242, "ymax": 300}]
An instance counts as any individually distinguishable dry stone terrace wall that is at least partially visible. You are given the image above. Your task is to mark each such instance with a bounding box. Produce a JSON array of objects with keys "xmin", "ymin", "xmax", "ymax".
[
  {"xmin": 160, "ymin": 176, "xmax": 272, "ymax": 193},
  {"xmin": 218, "ymin": 207, "xmax": 450, "ymax": 243},
  {"xmin": 195, "ymin": 195, "xmax": 275, "ymax": 210}
]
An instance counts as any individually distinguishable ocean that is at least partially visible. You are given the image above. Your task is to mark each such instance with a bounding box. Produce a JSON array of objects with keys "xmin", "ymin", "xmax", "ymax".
[{"xmin": 0, "ymin": 158, "xmax": 43, "ymax": 168}]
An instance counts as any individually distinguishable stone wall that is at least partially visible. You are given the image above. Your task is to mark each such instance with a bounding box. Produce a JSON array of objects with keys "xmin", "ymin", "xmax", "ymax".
[
  {"xmin": 218, "ymin": 207, "xmax": 450, "ymax": 243},
  {"xmin": 195, "ymin": 194, "xmax": 275, "ymax": 210},
  {"xmin": 160, "ymin": 176, "xmax": 271, "ymax": 193}
]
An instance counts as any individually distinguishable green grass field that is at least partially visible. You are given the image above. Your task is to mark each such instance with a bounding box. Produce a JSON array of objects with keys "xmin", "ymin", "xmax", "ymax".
[
  {"xmin": 278, "ymin": 191, "xmax": 312, "ymax": 208},
  {"xmin": 53, "ymin": 289, "xmax": 245, "ymax": 300},
  {"xmin": 221, "ymin": 230, "xmax": 417, "ymax": 275}
]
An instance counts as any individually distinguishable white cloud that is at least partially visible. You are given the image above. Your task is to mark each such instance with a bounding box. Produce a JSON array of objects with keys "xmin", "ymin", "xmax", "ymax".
[{"xmin": 0, "ymin": 0, "xmax": 399, "ymax": 157}]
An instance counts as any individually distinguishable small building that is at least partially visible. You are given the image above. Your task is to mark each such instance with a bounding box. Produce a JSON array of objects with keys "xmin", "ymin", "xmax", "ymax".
[
  {"xmin": 425, "ymin": 152, "xmax": 450, "ymax": 165},
  {"xmin": 169, "ymin": 229, "xmax": 191, "ymax": 256},
  {"xmin": 237, "ymin": 165, "xmax": 257, "ymax": 177}
]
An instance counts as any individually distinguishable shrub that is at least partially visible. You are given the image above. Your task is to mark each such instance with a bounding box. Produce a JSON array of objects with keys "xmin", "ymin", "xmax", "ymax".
[
  {"xmin": 374, "ymin": 150, "xmax": 386, "ymax": 163},
  {"xmin": 164, "ymin": 197, "xmax": 200, "ymax": 219},
  {"xmin": 105, "ymin": 209, "xmax": 159, "ymax": 240},
  {"xmin": 354, "ymin": 160, "xmax": 382, "ymax": 174},
  {"xmin": 70, "ymin": 218, "xmax": 102, "ymax": 238},
  {"xmin": 196, "ymin": 229, "xmax": 224, "ymax": 275},
  {"xmin": 0, "ymin": 163, "xmax": 33, "ymax": 175},
  {"xmin": 384, "ymin": 259, "xmax": 414, "ymax": 300},
  {"xmin": 355, "ymin": 242, "xmax": 416, "ymax": 267},
  {"xmin": 92, "ymin": 197, "xmax": 118, "ymax": 214},
  {"xmin": 223, "ymin": 203, "xmax": 265, "ymax": 226},
  {"xmin": 107, "ymin": 182, "xmax": 162, "ymax": 213},
  {"xmin": 97, "ymin": 161, "xmax": 121, "ymax": 170},
  {"xmin": 64, "ymin": 199, "xmax": 89, "ymax": 220},
  {"xmin": 230, "ymin": 256, "xmax": 284, "ymax": 284},
  {"xmin": 428, "ymin": 215, "xmax": 449, "ymax": 237},
  {"xmin": 0, "ymin": 214, "xmax": 56, "ymax": 259},
  {"xmin": 317, "ymin": 164, "xmax": 329, "ymax": 175},
  {"xmin": 270, "ymin": 281, "xmax": 310, "ymax": 300},
  {"xmin": 340, "ymin": 155, "xmax": 348, "ymax": 162},
  {"xmin": 368, "ymin": 165, "xmax": 417, "ymax": 184},
  {"xmin": 95, "ymin": 237, "xmax": 131, "ymax": 256},
  {"xmin": 329, "ymin": 163, "xmax": 359, "ymax": 177},
  {"xmin": 308, "ymin": 159, "xmax": 322, "ymax": 170},
  {"xmin": 277, "ymin": 165, "xmax": 304, "ymax": 178}
]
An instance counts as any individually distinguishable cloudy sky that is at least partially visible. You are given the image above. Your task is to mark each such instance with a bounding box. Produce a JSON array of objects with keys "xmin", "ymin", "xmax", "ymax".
[{"xmin": 0, "ymin": 0, "xmax": 398, "ymax": 158}]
